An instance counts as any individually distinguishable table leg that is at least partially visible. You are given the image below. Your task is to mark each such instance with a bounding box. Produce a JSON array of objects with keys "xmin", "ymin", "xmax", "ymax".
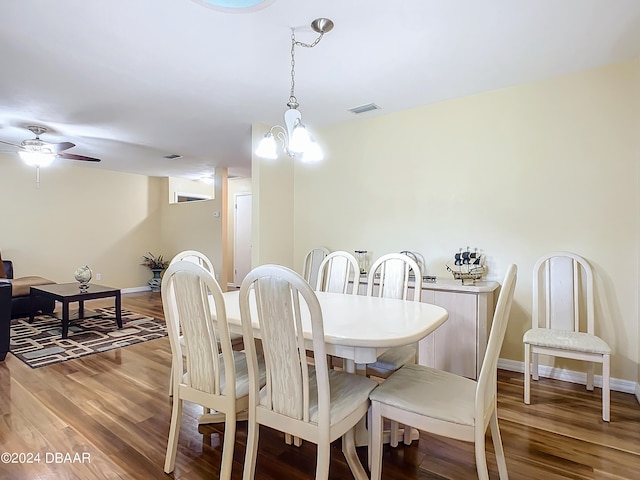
[
  {"xmin": 61, "ymin": 301, "xmax": 70, "ymax": 339},
  {"xmin": 115, "ymin": 291, "xmax": 122, "ymax": 329},
  {"xmin": 343, "ymin": 360, "xmax": 372, "ymax": 447},
  {"xmin": 78, "ymin": 300, "xmax": 85, "ymax": 319}
]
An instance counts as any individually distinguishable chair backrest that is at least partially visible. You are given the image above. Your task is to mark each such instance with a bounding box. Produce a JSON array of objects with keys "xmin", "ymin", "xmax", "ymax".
[
  {"xmin": 366, "ymin": 253, "xmax": 422, "ymax": 301},
  {"xmin": 476, "ymin": 264, "xmax": 517, "ymax": 424},
  {"xmin": 240, "ymin": 264, "xmax": 330, "ymax": 428},
  {"xmin": 170, "ymin": 250, "xmax": 215, "ymax": 275},
  {"xmin": 161, "ymin": 260, "xmax": 236, "ymax": 398},
  {"xmin": 532, "ymin": 252, "xmax": 594, "ymax": 334},
  {"xmin": 302, "ymin": 247, "xmax": 330, "ymax": 289},
  {"xmin": 315, "ymin": 251, "xmax": 360, "ymax": 294}
]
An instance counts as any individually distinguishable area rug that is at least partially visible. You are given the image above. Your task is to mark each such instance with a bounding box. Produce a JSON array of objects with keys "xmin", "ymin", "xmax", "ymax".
[{"xmin": 9, "ymin": 307, "xmax": 167, "ymax": 368}]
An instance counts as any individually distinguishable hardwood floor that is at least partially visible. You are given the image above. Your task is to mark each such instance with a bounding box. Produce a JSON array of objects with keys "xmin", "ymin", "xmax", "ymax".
[{"xmin": 1, "ymin": 291, "xmax": 639, "ymax": 479}]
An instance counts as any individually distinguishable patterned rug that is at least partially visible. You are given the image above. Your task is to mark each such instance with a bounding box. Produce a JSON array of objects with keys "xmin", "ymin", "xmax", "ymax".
[{"xmin": 9, "ymin": 307, "xmax": 167, "ymax": 368}]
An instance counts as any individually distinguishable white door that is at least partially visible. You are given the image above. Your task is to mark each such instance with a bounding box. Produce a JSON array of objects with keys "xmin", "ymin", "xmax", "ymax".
[{"xmin": 234, "ymin": 193, "xmax": 252, "ymax": 287}]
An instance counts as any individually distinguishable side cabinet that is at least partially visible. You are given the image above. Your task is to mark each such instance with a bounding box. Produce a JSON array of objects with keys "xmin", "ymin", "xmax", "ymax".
[
  {"xmin": 418, "ymin": 281, "xmax": 499, "ymax": 379},
  {"xmin": 355, "ymin": 276, "xmax": 499, "ymax": 379}
]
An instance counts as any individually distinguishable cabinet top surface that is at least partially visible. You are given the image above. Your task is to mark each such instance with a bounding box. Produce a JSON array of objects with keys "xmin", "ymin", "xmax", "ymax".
[{"xmin": 358, "ymin": 274, "xmax": 500, "ymax": 293}]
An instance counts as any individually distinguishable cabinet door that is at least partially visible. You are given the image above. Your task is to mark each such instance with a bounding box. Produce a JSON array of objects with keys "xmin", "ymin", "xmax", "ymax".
[{"xmin": 420, "ymin": 290, "xmax": 478, "ymax": 378}]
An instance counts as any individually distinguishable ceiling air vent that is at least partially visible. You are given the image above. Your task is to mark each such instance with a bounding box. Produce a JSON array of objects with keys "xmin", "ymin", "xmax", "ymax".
[
  {"xmin": 348, "ymin": 103, "xmax": 380, "ymax": 114},
  {"xmin": 163, "ymin": 154, "xmax": 183, "ymax": 160}
]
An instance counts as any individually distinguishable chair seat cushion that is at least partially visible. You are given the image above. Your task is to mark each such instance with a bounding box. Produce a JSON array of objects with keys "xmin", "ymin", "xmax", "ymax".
[
  {"xmin": 369, "ymin": 364, "xmax": 477, "ymax": 427},
  {"xmin": 367, "ymin": 345, "xmax": 416, "ymax": 372},
  {"xmin": 260, "ymin": 367, "xmax": 377, "ymax": 426},
  {"xmin": 523, "ymin": 328, "xmax": 611, "ymax": 354}
]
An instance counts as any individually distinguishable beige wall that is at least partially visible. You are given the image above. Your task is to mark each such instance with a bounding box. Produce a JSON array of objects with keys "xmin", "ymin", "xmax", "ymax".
[
  {"xmin": 160, "ymin": 172, "xmax": 225, "ymax": 283},
  {"xmin": 0, "ymin": 158, "xmax": 224, "ymax": 290},
  {"xmin": 0, "ymin": 158, "xmax": 163, "ymax": 289},
  {"xmin": 251, "ymin": 123, "xmax": 294, "ymax": 268},
  {"xmin": 253, "ymin": 59, "xmax": 639, "ymax": 382}
]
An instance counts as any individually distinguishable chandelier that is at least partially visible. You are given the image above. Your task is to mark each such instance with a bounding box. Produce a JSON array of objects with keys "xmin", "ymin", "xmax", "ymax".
[{"xmin": 255, "ymin": 18, "xmax": 334, "ymax": 163}]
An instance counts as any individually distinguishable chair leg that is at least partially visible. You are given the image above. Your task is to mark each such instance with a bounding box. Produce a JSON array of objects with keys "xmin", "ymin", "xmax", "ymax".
[
  {"xmin": 342, "ymin": 426, "xmax": 368, "ymax": 480},
  {"xmin": 474, "ymin": 424, "xmax": 489, "ymax": 480},
  {"xmin": 285, "ymin": 433, "xmax": 302, "ymax": 446},
  {"xmin": 586, "ymin": 361, "xmax": 595, "ymax": 391},
  {"xmin": 367, "ymin": 407, "xmax": 372, "ymax": 470},
  {"xmin": 532, "ymin": 351, "xmax": 539, "ymax": 380},
  {"xmin": 403, "ymin": 423, "xmax": 412, "ymax": 445},
  {"xmin": 242, "ymin": 414, "xmax": 259, "ymax": 480},
  {"xmin": 602, "ymin": 354, "xmax": 610, "ymax": 422},
  {"xmin": 315, "ymin": 441, "xmax": 331, "ymax": 480},
  {"xmin": 168, "ymin": 362, "xmax": 174, "ymax": 397},
  {"xmin": 389, "ymin": 420, "xmax": 399, "ymax": 447},
  {"xmin": 524, "ymin": 343, "xmax": 531, "ymax": 404},
  {"xmin": 164, "ymin": 397, "xmax": 183, "ymax": 473},
  {"xmin": 219, "ymin": 413, "xmax": 236, "ymax": 480},
  {"xmin": 370, "ymin": 402, "xmax": 384, "ymax": 480},
  {"xmin": 489, "ymin": 411, "xmax": 509, "ymax": 479}
]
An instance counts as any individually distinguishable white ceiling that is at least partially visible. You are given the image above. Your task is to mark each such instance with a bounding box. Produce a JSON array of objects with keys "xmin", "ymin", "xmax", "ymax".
[{"xmin": 1, "ymin": 0, "xmax": 639, "ymax": 180}]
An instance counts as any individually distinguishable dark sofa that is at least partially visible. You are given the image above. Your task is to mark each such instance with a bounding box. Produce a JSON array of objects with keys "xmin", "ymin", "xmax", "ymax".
[
  {"xmin": 2, "ymin": 260, "xmax": 55, "ymax": 318},
  {"xmin": 0, "ymin": 281, "xmax": 10, "ymax": 361}
]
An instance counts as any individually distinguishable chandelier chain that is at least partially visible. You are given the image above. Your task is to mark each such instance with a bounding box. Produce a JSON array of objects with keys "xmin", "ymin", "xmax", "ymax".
[{"xmin": 289, "ymin": 30, "xmax": 325, "ymax": 108}]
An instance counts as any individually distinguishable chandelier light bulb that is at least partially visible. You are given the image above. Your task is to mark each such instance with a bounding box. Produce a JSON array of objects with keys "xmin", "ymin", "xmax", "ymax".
[
  {"xmin": 288, "ymin": 121, "xmax": 312, "ymax": 154},
  {"xmin": 256, "ymin": 132, "xmax": 278, "ymax": 159}
]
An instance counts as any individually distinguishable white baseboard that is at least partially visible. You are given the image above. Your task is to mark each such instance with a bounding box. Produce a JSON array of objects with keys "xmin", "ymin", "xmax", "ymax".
[
  {"xmin": 498, "ymin": 358, "xmax": 637, "ymax": 395},
  {"xmin": 122, "ymin": 286, "xmax": 152, "ymax": 294}
]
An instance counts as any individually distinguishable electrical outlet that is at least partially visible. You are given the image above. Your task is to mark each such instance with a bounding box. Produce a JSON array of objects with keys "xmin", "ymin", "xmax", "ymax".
[{"xmin": 95, "ymin": 273, "xmax": 102, "ymax": 280}]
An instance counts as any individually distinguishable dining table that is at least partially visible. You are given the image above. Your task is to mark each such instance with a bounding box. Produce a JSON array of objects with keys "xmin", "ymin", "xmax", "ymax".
[
  {"xmin": 221, "ymin": 289, "xmax": 448, "ymax": 367},
  {"xmin": 217, "ymin": 289, "xmax": 449, "ymax": 446}
]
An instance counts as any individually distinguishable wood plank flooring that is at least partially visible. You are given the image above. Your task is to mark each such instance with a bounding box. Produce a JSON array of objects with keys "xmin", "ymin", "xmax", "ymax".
[{"xmin": 1, "ymin": 291, "xmax": 639, "ymax": 479}]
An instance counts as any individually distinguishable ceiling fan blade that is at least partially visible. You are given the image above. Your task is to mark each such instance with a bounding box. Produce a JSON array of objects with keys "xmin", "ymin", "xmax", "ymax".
[
  {"xmin": 0, "ymin": 138, "xmax": 24, "ymax": 149},
  {"xmin": 57, "ymin": 152, "xmax": 101, "ymax": 162},
  {"xmin": 50, "ymin": 141, "xmax": 75, "ymax": 153}
]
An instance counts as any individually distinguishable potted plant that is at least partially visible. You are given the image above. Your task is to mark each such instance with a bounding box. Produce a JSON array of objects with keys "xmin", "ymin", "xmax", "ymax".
[{"xmin": 141, "ymin": 252, "xmax": 169, "ymax": 292}]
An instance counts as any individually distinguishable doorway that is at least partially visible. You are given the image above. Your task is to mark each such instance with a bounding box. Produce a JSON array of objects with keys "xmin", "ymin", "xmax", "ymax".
[{"xmin": 234, "ymin": 193, "xmax": 252, "ymax": 287}]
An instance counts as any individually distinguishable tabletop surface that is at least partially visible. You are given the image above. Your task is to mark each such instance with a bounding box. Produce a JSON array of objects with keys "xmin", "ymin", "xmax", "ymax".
[
  {"xmin": 30, "ymin": 283, "xmax": 120, "ymax": 297},
  {"xmin": 222, "ymin": 290, "xmax": 448, "ymax": 349}
]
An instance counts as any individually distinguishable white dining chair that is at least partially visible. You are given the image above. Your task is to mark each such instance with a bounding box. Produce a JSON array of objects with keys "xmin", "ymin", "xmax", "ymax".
[
  {"xmin": 366, "ymin": 253, "xmax": 423, "ymax": 446},
  {"xmin": 365, "ymin": 252, "xmax": 423, "ymax": 380},
  {"xmin": 302, "ymin": 246, "xmax": 330, "ymax": 289},
  {"xmin": 161, "ymin": 261, "xmax": 264, "ymax": 479},
  {"xmin": 239, "ymin": 264, "xmax": 378, "ymax": 480},
  {"xmin": 170, "ymin": 249, "xmax": 215, "ymax": 273},
  {"xmin": 315, "ymin": 251, "xmax": 361, "ymax": 373},
  {"xmin": 523, "ymin": 252, "xmax": 611, "ymax": 421},
  {"xmin": 369, "ymin": 264, "xmax": 517, "ymax": 480},
  {"xmin": 167, "ymin": 250, "xmax": 243, "ymax": 401},
  {"xmin": 315, "ymin": 250, "xmax": 360, "ymax": 294}
]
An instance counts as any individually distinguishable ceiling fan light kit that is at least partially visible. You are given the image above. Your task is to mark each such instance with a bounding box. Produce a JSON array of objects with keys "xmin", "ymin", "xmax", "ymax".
[
  {"xmin": 0, "ymin": 125, "xmax": 101, "ymax": 186},
  {"xmin": 256, "ymin": 17, "xmax": 333, "ymax": 163}
]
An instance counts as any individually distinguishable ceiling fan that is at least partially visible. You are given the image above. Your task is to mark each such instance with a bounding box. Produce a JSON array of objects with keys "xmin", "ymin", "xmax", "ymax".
[
  {"xmin": 0, "ymin": 125, "xmax": 101, "ymax": 163},
  {"xmin": 0, "ymin": 125, "xmax": 101, "ymax": 186}
]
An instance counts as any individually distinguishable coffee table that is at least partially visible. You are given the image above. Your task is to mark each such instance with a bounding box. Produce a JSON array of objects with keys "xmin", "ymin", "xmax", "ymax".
[{"xmin": 29, "ymin": 283, "xmax": 122, "ymax": 339}]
